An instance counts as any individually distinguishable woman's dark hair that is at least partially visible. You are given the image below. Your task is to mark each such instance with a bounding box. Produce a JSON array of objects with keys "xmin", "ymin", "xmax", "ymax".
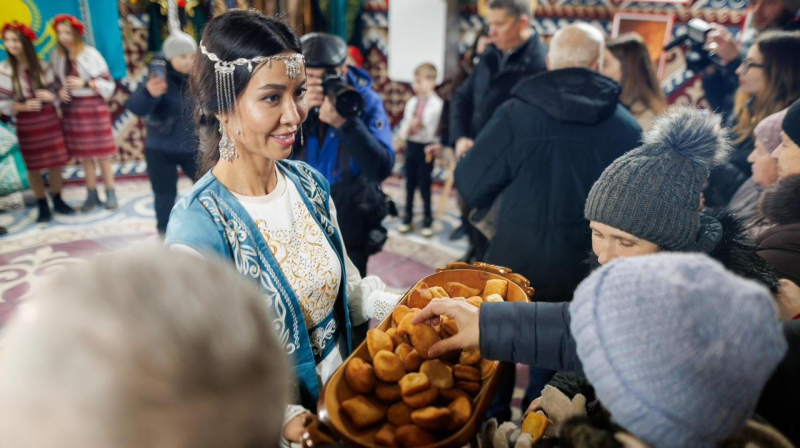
[
  {"xmin": 191, "ymin": 10, "xmax": 302, "ymax": 176},
  {"xmin": 4, "ymin": 28, "xmax": 45, "ymax": 100}
]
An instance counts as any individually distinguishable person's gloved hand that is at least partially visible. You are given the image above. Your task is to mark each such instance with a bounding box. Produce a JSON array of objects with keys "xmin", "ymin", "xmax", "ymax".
[
  {"xmin": 527, "ymin": 385, "xmax": 586, "ymax": 437},
  {"xmin": 477, "ymin": 419, "xmax": 534, "ymax": 448}
]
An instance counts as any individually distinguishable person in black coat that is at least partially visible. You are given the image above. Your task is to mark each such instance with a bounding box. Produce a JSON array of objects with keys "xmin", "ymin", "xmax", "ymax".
[
  {"xmin": 128, "ymin": 31, "xmax": 198, "ymax": 234},
  {"xmin": 449, "ymin": 0, "xmax": 547, "ymax": 262},
  {"xmin": 455, "ymin": 23, "xmax": 642, "ymax": 305}
]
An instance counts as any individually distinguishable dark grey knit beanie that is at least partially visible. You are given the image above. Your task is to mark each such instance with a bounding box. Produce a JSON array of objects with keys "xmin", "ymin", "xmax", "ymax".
[{"xmin": 585, "ymin": 107, "xmax": 732, "ymax": 250}]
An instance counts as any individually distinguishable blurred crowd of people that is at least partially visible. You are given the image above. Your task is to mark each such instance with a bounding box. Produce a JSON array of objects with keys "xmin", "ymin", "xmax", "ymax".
[{"xmin": 2, "ymin": 0, "xmax": 800, "ymax": 447}]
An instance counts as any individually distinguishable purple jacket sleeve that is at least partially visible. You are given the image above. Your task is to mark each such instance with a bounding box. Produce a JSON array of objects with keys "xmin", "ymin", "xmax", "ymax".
[{"xmin": 479, "ymin": 301, "xmax": 583, "ymax": 374}]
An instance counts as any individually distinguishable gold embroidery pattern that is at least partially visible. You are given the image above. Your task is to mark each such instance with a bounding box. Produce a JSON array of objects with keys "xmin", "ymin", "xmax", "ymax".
[{"xmin": 257, "ymin": 200, "xmax": 340, "ymax": 328}]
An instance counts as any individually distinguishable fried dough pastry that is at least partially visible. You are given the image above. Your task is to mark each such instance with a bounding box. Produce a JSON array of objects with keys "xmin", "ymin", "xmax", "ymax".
[
  {"xmin": 438, "ymin": 387, "xmax": 470, "ymax": 402},
  {"xmin": 485, "ymin": 293, "xmax": 504, "ymax": 303},
  {"xmin": 386, "ymin": 327, "xmax": 406, "ymax": 349},
  {"xmin": 396, "ymin": 425, "xmax": 436, "ymax": 447},
  {"xmin": 387, "ymin": 402, "xmax": 413, "ymax": 426},
  {"xmin": 410, "ymin": 324, "xmax": 441, "ymax": 360},
  {"xmin": 455, "ymin": 381, "xmax": 481, "ymax": 396},
  {"xmin": 447, "ymin": 396, "xmax": 472, "ymax": 431},
  {"xmin": 374, "ymin": 351, "xmax": 406, "ymax": 382},
  {"xmin": 396, "ymin": 309, "xmax": 421, "ymax": 337},
  {"xmin": 341, "ymin": 396, "xmax": 385, "ymax": 430},
  {"xmin": 375, "ymin": 424, "xmax": 399, "ymax": 448},
  {"xmin": 375, "ymin": 381, "xmax": 403, "ymax": 403},
  {"xmin": 402, "ymin": 386, "xmax": 439, "ymax": 409},
  {"xmin": 420, "ymin": 359, "xmax": 454, "ymax": 389},
  {"xmin": 521, "ymin": 412, "xmax": 552, "ymax": 444},
  {"xmin": 395, "ymin": 343, "xmax": 423, "ymax": 371},
  {"xmin": 459, "ymin": 347, "xmax": 481, "ymax": 365},
  {"xmin": 444, "ymin": 282, "xmax": 481, "ymax": 298},
  {"xmin": 483, "ymin": 279, "xmax": 508, "ymax": 299},
  {"xmin": 392, "ymin": 305, "xmax": 411, "ymax": 326},
  {"xmin": 399, "ymin": 372, "xmax": 430, "ymax": 397},
  {"xmin": 408, "ymin": 283, "xmax": 434, "ymax": 310},
  {"xmin": 345, "ymin": 357, "xmax": 376, "ymax": 394},
  {"xmin": 466, "ymin": 296, "xmax": 483, "ymax": 308},
  {"xmin": 453, "ymin": 364, "xmax": 481, "ymax": 382},
  {"xmin": 411, "ymin": 406, "xmax": 452, "ymax": 431},
  {"xmin": 368, "ymin": 329, "xmax": 394, "ymax": 359},
  {"xmin": 429, "ymin": 286, "xmax": 449, "ymax": 298}
]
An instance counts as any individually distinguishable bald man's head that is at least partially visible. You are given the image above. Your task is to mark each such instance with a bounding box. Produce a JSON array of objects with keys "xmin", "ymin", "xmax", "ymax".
[{"xmin": 548, "ymin": 23, "xmax": 605, "ymax": 71}]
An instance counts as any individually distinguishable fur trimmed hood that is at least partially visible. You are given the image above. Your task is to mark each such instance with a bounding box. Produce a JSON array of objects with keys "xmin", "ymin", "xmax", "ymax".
[
  {"xmin": 707, "ymin": 209, "xmax": 781, "ymax": 294},
  {"xmin": 760, "ymin": 175, "xmax": 800, "ymax": 225}
]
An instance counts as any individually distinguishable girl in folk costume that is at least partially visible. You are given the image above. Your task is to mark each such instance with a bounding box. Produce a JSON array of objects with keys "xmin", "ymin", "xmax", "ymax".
[
  {"xmin": 50, "ymin": 15, "xmax": 119, "ymax": 211},
  {"xmin": 0, "ymin": 22, "xmax": 76, "ymax": 222},
  {"xmin": 164, "ymin": 11, "xmax": 400, "ymax": 445}
]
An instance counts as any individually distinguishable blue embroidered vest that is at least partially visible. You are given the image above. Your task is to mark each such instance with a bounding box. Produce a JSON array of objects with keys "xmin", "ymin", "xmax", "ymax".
[{"xmin": 164, "ymin": 160, "xmax": 354, "ymax": 409}]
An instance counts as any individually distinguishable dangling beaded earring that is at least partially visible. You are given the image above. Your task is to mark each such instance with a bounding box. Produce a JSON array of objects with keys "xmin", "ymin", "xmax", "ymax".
[
  {"xmin": 219, "ymin": 122, "xmax": 237, "ymax": 161},
  {"xmin": 300, "ymin": 124, "xmax": 304, "ymax": 146}
]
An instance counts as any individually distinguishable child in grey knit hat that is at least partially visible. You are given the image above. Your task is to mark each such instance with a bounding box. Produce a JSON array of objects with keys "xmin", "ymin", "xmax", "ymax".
[{"xmin": 571, "ymin": 253, "xmax": 788, "ymax": 448}]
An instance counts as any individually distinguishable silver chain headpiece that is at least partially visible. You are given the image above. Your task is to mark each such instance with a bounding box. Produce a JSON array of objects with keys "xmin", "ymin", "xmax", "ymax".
[{"xmin": 199, "ymin": 42, "xmax": 305, "ymax": 161}]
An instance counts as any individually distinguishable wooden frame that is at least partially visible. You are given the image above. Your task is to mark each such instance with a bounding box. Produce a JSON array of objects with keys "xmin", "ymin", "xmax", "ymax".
[{"xmin": 611, "ymin": 12, "xmax": 676, "ymax": 79}]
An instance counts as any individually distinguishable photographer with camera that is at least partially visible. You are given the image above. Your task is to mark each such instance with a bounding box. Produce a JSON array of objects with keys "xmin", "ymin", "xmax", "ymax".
[
  {"xmin": 295, "ymin": 33, "xmax": 395, "ymax": 278},
  {"xmin": 701, "ymin": 0, "xmax": 799, "ymax": 122}
]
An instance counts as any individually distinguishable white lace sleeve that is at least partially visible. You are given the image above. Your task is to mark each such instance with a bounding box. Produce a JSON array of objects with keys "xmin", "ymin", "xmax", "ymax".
[
  {"xmin": 328, "ymin": 201, "xmax": 401, "ymax": 326},
  {"xmin": 280, "ymin": 405, "xmax": 311, "ymax": 448}
]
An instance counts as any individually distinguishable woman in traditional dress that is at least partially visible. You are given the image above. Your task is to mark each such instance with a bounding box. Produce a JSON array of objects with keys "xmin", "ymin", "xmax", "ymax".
[
  {"xmin": 50, "ymin": 14, "xmax": 119, "ymax": 211},
  {"xmin": 0, "ymin": 22, "xmax": 75, "ymax": 222},
  {"xmin": 163, "ymin": 10, "xmax": 399, "ymax": 446}
]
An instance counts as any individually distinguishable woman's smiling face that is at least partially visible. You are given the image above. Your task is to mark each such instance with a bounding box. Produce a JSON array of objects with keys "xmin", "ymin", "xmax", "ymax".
[{"xmin": 225, "ymin": 52, "xmax": 308, "ymax": 161}]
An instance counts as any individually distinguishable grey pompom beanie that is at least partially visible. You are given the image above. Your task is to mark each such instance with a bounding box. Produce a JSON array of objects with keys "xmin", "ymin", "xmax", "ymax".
[
  {"xmin": 584, "ymin": 107, "xmax": 732, "ymax": 250},
  {"xmin": 570, "ymin": 253, "xmax": 787, "ymax": 448},
  {"xmin": 163, "ymin": 31, "xmax": 197, "ymax": 60}
]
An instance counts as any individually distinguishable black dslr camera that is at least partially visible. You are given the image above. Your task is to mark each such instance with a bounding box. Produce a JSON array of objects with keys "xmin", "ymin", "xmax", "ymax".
[
  {"xmin": 664, "ymin": 18, "xmax": 723, "ymax": 72},
  {"xmin": 301, "ymin": 32, "xmax": 365, "ymax": 119},
  {"xmin": 321, "ymin": 70, "xmax": 365, "ymax": 119}
]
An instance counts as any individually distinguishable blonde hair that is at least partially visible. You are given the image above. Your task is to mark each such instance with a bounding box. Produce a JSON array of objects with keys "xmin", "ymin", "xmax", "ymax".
[
  {"xmin": 415, "ymin": 62, "xmax": 437, "ymax": 81},
  {"xmin": 0, "ymin": 247, "xmax": 289, "ymax": 448}
]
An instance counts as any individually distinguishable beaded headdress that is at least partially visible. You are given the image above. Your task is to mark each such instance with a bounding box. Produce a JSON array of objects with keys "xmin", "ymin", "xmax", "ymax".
[{"xmin": 200, "ymin": 42, "xmax": 304, "ymax": 161}]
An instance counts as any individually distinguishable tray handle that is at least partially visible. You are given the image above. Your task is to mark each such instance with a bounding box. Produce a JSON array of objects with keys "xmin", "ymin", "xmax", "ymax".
[
  {"xmin": 436, "ymin": 261, "xmax": 536, "ymax": 299},
  {"xmin": 301, "ymin": 414, "xmax": 338, "ymax": 448}
]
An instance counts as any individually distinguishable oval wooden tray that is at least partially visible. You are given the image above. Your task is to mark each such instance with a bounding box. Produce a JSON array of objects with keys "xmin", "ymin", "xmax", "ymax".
[{"xmin": 312, "ymin": 264, "xmax": 534, "ymax": 448}]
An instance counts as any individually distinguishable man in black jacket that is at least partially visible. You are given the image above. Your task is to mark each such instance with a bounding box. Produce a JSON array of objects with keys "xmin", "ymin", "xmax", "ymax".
[
  {"xmin": 450, "ymin": 0, "xmax": 547, "ymax": 261},
  {"xmin": 455, "ymin": 23, "xmax": 642, "ymax": 305}
]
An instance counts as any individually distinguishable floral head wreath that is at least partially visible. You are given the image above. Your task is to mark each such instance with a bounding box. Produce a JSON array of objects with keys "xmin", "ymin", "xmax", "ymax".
[
  {"xmin": 52, "ymin": 14, "xmax": 84, "ymax": 36},
  {"xmin": 2, "ymin": 21, "xmax": 36, "ymax": 42},
  {"xmin": 199, "ymin": 41, "xmax": 305, "ymax": 161}
]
